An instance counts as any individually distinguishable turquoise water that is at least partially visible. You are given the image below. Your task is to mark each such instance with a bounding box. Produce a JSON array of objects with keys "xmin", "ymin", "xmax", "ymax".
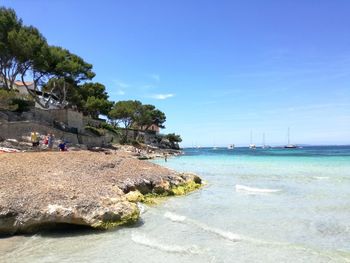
[{"xmin": 1, "ymin": 146, "xmax": 350, "ymax": 262}]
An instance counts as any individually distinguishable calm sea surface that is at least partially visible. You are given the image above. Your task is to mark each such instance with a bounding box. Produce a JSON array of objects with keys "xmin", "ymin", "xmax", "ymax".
[{"xmin": 1, "ymin": 146, "xmax": 350, "ymax": 262}]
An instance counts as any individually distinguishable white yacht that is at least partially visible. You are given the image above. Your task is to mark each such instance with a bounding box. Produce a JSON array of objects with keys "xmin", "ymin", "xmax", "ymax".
[{"xmin": 284, "ymin": 128, "xmax": 297, "ymax": 148}]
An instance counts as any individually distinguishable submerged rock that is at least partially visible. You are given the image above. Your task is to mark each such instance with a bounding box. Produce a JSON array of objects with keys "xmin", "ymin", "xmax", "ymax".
[{"xmin": 0, "ymin": 151, "xmax": 201, "ymax": 235}]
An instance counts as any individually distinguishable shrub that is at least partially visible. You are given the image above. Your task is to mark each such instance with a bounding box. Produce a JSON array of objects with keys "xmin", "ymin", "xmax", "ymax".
[
  {"xmin": 100, "ymin": 122, "xmax": 122, "ymax": 136},
  {"xmin": 10, "ymin": 98, "xmax": 34, "ymax": 112},
  {"xmin": 85, "ymin": 126, "xmax": 105, "ymax": 136}
]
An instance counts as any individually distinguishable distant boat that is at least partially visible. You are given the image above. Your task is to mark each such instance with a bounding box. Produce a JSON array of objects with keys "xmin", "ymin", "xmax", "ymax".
[
  {"xmin": 228, "ymin": 144, "xmax": 235, "ymax": 149},
  {"xmin": 249, "ymin": 130, "xmax": 256, "ymax": 149},
  {"xmin": 261, "ymin": 133, "xmax": 271, "ymax": 149},
  {"xmin": 284, "ymin": 127, "xmax": 297, "ymax": 149}
]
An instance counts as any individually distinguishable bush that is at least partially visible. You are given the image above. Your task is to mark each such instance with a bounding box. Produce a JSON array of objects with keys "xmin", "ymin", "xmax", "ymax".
[
  {"xmin": 100, "ymin": 122, "xmax": 122, "ymax": 136},
  {"xmin": 85, "ymin": 126, "xmax": 105, "ymax": 136},
  {"xmin": 10, "ymin": 98, "xmax": 34, "ymax": 112},
  {"xmin": 0, "ymin": 89, "xmax": 33, "ymax": 111}
]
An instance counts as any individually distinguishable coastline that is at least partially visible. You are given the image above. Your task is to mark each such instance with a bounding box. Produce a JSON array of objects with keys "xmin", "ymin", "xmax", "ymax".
[{"xmin": 0, "ymin": 149, "xmax": 201, "ymax": 235}]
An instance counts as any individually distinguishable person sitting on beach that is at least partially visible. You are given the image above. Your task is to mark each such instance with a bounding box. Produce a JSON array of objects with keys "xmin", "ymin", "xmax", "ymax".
[{"xmin": 58, "ymin": 141, "xmax": 67, "ymax": 151}]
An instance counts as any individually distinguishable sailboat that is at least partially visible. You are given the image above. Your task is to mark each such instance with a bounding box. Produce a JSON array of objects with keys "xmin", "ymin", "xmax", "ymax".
[
  {"xmin": 284, "ymin": 127, "xmax": 297, "ymax": 148},
  {"xmin": 227, "ymin": 144, "xmax": 235, "ymax": 149},
  {"xmin": 261, "ymin": 132, "xmax": 271, "ymax": 149},
  {"xmin": 249, "ymin": 130, "xmax": 256, "ymax": 149}
]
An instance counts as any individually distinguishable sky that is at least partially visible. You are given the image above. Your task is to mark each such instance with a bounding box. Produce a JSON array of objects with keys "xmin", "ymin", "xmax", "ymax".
[{"xmin": 2, "ymin": 0, "xmax": 350, "ymax": 146}]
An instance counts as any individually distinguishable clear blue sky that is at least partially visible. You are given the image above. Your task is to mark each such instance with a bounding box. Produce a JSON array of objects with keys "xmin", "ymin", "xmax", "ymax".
[{"xmin": 3, "ymin": 0, "xmax": 350, "ymax": 146}]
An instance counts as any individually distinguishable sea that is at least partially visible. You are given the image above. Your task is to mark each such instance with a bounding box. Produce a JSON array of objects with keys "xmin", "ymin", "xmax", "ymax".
[{"xmin": 1, "ymin": 146, "xmax": 350, "ymax": 263}]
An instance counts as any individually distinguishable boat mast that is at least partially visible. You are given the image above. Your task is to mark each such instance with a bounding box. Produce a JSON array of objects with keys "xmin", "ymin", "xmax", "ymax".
[
  {"xmin": 250, "ymin": 130, "xmax": 253, "ymax": 145},
  {"xmin": 287, "ymin": 127, "xmax": 290, "ymax": 145},
  {"xmin": 263, "ymin": 132, "xmax": 265, "ymax": 146}
]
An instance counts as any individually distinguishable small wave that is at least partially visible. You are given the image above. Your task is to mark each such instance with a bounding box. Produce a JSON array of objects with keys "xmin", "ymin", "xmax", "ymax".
[
  {"xmin": 235, "ymin": 184, "xmax": 281, "ymax": 194},
  {"xmin": 164, "ymin": 212, "xmax": 241, "ymax": 242},
  {"xmin": 312, "ymin": 176, "xmax": 330, "ymax": 180},
  {"xmin": 131, "ymin": 232, "xmax": 200, "ymax": 254},
  {"xmin": 164, "ymin": 212, "xmax": 186, "ymax": 222},
  {"xmin": 137, "ymin": 202, "xmax": 146, "ymax": 214}
]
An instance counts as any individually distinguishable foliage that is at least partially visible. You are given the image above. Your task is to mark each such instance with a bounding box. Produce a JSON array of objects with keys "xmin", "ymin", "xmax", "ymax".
[
  {"xmin": 0, "ymin": 7, "xmax": 95, "ymax": 109},
  {"xmin": 136, "ymin": 104, "xmax": 166, "ymax": 130},
  {"xmin": 108, "ymin": 100, "xmax": 144, "ymax": 142},
  {"xmin": 0, "ymin": 89, "xmax": 33, "ymax": 111},
  {"xmin": 0, "ymin": 7, "xmax": 22, "ymax": 90},
  {"xmin": 100, "ymin": 122, "xmax": 122, "ymax": 136},
  {"xmin": 108, "ymin": 100, "xmax": 142, "ymax": 129},
  {"xmin": 10, "ymin": 98, "xmax": 34, "ymax": 112},
  {"xmin": 84, "ymin": 126, "xmax": 105, "ymax": 136},
  {"xmin": 165, "ymin": 133, "xmax": 182, "ymax": 143},
  {"xmin": 85, "ymin": 96, "xmax": 113, "ymax": 119}
]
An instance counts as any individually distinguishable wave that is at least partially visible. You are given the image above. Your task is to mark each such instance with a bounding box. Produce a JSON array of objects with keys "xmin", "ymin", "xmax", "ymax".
[
  {"xmin": 164, "ymin": 212, "xmax": 186, "ymax": 222},
  {"xmin": 137, "ymin": 202, "xmax": 146, "ymax": 214},
  {"xmin": 235, "ymin": 184, "xmax": 282, "ymax": 194},
  {"xmin": 131, "ymin": 232, "xmax": 200, "ymax": 254},
  {"xmin": 312, "ymin": 176, "xmax": 330, "ymax": 180},
  {"xmin": 164, "ymin": 212, "xmax": 241, "ymax": 242}
]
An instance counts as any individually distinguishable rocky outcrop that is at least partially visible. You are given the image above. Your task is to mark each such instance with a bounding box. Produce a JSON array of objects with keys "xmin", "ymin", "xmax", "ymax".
[{"xmin": 0, "ymin": 151, "xmax": 201, "ymax": 235}]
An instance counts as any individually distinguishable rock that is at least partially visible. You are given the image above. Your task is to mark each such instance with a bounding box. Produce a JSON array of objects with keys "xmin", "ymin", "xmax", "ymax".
[
  {"xmin": 0, "ymin": 151, "xmax": 202, "ymax": 235},
  {"xmin": 125, "ymin": 190, "xmax": 144, "ymax": 203}
]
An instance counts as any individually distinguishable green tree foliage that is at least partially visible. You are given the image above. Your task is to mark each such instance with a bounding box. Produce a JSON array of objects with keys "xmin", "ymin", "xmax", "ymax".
[
  {"xmin": 136, "ymin": 104, "xmax": 166, "ymax": 130},
  {"xmin": 0, "ymin": 7, "xmax": 23, "ymax": 90},
  {"xmin": 165, "ymin": 133, "xmax": 182, "ymax": 143},
  {"xmin": 0, "ymin": 7, "xmax": 95, "ymax": 108},
  {"xmin": 108, "ymin": 100, "xmax": 142, "ymax": 142},
  {"xmin": 109, "ymin": 100, "xmax": 142, "ymax": 129}
]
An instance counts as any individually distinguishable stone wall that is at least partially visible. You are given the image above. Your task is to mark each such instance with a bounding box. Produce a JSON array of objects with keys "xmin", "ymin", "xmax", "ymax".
[{"xmin": 0, "ymin": 119, "xmax": 113, "ymax": 147}]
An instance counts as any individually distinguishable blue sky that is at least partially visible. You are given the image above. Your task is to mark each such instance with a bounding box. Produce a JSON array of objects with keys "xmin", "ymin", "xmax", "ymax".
[{"xmin": 3, "ymin": 0, "xmax": 350, "ymax": 146}]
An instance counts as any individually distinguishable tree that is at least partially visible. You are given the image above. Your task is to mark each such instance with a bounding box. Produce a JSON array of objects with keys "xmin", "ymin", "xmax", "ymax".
[
  {"xmin": 77, "ymin": 82, "xmax": 112, "ymax": 117},
  {"xmin": 108, "ymin": 100, "xmax": 142, "ymax": 142},
  {"xmin": 85, "ymin": 96, "xmax": 113, "ymax": 119},
  {"xmin": 0, "ymin": 7, "xmax": 95, "ymax": 108},
  {"xmin": 165, "ymin": 133, "xmax": 182, "ymax": 143},
  {"xmin": 136, "ymin": 104, "xmax": 166, "ymax": 131},
  {"xmin": 0, "ymin": 7, "xmax": 23, "ymax": 90}
]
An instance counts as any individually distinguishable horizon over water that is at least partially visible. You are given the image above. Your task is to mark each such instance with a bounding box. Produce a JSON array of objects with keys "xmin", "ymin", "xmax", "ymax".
[{"xmin": 1, "ymin": 146, "xmax": 350, "ymax": 262}]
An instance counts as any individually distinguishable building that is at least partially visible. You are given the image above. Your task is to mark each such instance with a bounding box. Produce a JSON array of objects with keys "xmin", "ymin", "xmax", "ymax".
[
  {"xmin": 0, "ymin": 76, "xmax": 60, "ymax": 109},
  {"xmin": 139, "ymin": 124, "xmax": 160, "ymax": 134}
]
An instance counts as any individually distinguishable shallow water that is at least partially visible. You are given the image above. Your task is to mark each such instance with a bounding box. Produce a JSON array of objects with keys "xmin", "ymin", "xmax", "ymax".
[{"xmin": 1, "ymin": 146, "xmax": 350, "ymax": 262}]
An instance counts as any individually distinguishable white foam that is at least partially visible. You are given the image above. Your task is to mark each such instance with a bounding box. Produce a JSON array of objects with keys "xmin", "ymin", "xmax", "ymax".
[
  {"xmin": 137, "ymin": 202, "xmax": 146, "ymax": 214},
  {"xmin": 193, "ymin": 222, "xmax": 241, "ymax": 242},
  {"xmin": 164, "ymin": 212, "xmax": 186, "ymax": 222},
  {"xmin": 131, "ymin": 232, "xmax": 200, "ymax": 254},
  {"xmin": 313, "ymin": 176, "xmax": 330, "ymax": 180},
  {"xmin": 164, "ymin": 212, "xmax": 241, "ymax": 242},
  {"xmin": 235, "ymin": 184, "xmax": 281, "ymax": 194}
]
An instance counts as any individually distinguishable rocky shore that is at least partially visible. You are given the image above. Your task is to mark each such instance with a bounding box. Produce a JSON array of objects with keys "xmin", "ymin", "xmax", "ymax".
[{"xmin": 0, "ymin": 150, "xmax": 201, "ymax": 235}]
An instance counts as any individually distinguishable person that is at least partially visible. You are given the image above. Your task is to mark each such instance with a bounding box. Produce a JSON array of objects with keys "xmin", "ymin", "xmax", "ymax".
[
  {"xmin": 43, "ymin": 134, "xmax": 49, "ymax": 147},
  {"xmin": 47, "ymin": 133, "xmax": 55, "ymax": 150},
  {"xmin": 58, "ymin": 141, "xmax": 67, "ymax": 151},
  {"xmin": 164, "ymin": 153, "xmax": 168, "ymax": 162},
  {"xmin": 30, "ymin": 131, "xmax": 40, "ymax": 148}
]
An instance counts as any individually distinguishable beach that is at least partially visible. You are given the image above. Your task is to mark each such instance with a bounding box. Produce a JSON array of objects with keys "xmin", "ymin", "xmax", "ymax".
[
  {"xmin": 0, "ymin": 150, "xmax": 201, "ymax": 235},
  {"xmin": 1, "ymin": 146, "xmax": 350, "ymax": 262}
]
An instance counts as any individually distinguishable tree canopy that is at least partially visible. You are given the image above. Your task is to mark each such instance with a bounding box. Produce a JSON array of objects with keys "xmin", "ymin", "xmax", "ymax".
[
  {"xmin": 0, "ymin": 7, "xmax": 95, "ymax": 108},
  {"xmin": 0, "ymin": 7, "xmax": 181, "ymax": 144}
]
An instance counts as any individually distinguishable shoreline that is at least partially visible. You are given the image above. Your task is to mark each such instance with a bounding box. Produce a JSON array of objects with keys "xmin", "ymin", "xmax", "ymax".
[{"xmin": 0, "ymin": 149, "xmax": 201, "ymax": 236}]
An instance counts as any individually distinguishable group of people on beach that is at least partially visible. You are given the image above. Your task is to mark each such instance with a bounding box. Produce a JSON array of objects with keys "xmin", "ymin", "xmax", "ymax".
[{"xmin": 30, "ymin": 131, "xmax": 67, "ymax": 151}]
